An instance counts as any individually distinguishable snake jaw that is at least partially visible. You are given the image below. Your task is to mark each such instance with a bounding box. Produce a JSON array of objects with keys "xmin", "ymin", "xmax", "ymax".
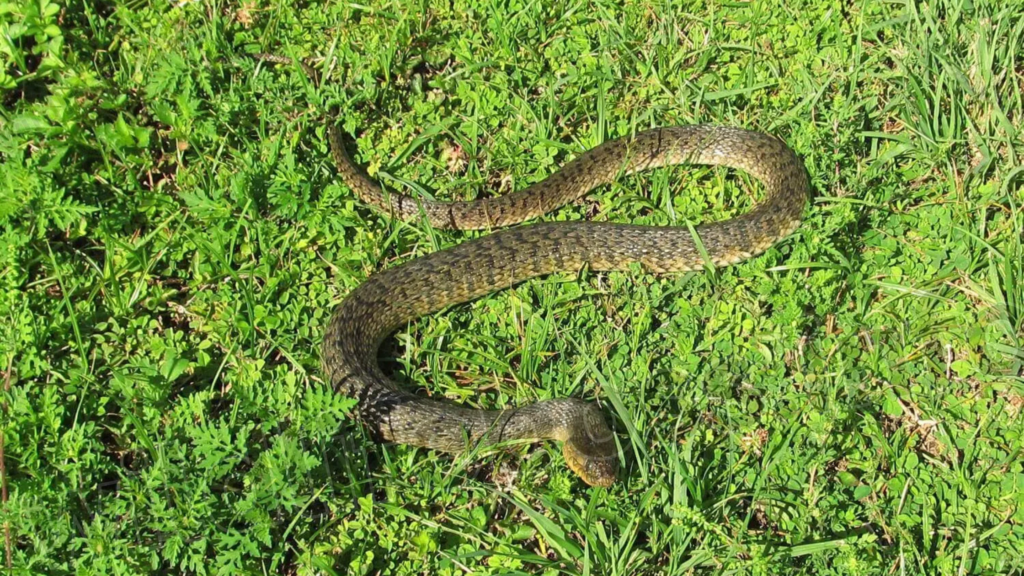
[{"xmin": 562, "ymin": 404, "xmax": 618, "ymax": 487}]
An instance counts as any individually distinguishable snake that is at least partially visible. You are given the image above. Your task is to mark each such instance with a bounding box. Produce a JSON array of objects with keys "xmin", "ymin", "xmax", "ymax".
[{"xmin": 255, "ymin": 55, "xmax": 809, "ymax": 487}]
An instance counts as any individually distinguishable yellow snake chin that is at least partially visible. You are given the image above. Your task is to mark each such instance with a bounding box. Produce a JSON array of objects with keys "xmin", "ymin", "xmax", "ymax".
[
  {"xmin": 561, "ymin": 405, "xmax": 619, "ymax": 488},
  {"xmin": 564, "ymin": 442, "xmax": 617, "ymax": 488}
]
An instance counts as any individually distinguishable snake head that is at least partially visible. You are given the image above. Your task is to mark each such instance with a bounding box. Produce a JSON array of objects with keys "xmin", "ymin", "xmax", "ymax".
[{"xmin": 562, "ymin": 403, "xmax": 618, "ymax": 487}]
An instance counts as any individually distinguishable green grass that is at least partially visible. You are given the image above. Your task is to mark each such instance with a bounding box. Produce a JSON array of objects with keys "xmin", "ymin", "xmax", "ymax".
[{"xmin": 2, "ymin": 0, "xmax": 1023, "ymax": 573}]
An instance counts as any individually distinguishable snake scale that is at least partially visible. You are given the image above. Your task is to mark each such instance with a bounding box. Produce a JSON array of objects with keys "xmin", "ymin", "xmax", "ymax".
[{"xmin": 256, "ymin": 55, "xmax": 809, "ymax": 487}]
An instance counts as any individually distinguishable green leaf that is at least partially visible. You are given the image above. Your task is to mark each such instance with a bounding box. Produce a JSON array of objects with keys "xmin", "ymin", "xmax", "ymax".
[
  {"xmin": 837, "ymin": 472, "xmax": 859, "ymax": 487},
  {"xmin": 882, "ymin": 389, "xmax": 903, "ymax": 417}
]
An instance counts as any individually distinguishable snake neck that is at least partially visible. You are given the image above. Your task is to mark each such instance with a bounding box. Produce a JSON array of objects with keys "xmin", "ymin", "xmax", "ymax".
[
  {"xmin": 329, "ymin": 369, "xmax": 618, "ymax": 486},
  {"xmin": 331, "ymin": 364, "xmax": 591, "ymax": 449}
]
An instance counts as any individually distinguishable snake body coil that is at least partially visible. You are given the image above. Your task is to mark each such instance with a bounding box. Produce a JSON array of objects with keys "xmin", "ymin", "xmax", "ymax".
[
  {"xmin": 322, "ymin": 124, "xmax": 808, "ymax": 487},
  {"xmin": 261, "ymin": 57, "xmax": 810, "ymax": 486}
]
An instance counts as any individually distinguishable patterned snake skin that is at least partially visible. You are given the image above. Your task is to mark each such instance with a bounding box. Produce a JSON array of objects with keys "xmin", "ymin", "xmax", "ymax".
[{"xmin": 256, "ymin": 55, "xmax": 809, "ymax": 486}]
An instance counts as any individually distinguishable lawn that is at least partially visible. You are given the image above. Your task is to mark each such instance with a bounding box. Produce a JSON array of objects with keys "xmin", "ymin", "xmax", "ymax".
[{"xmin": 2, "ymin": 0, "xmax": 1023, "ymax": 573}]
